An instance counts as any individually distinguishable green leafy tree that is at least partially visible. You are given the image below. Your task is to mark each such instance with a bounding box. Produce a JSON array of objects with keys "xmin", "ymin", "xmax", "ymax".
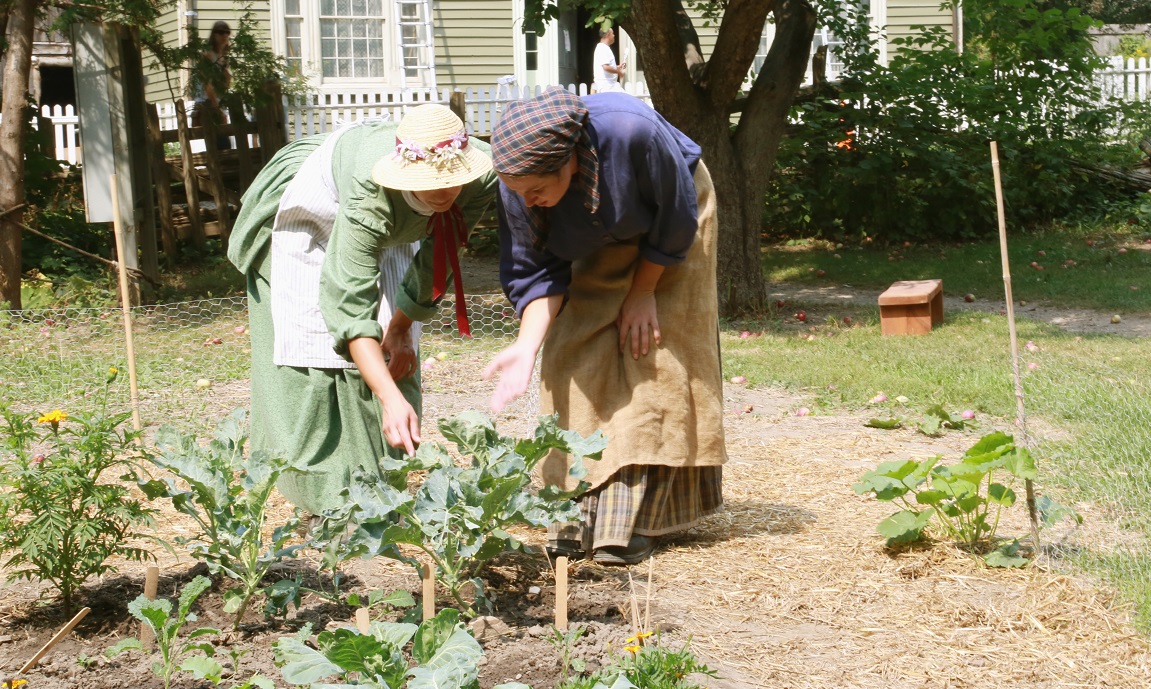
[{"xmin": 525, "ymin": 0, "xmax": 818, "ymax": 315}]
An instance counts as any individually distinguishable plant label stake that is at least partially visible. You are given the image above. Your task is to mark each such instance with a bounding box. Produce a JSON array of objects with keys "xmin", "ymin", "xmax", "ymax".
[
  {"xmin": 990, "ymin": 141, "xmax": 1042, "ymax": 552},
  {"xmin": 555, "ymin": 555, "xmax": 569, "ymax": 631},
  {"xmin": 110, "ymin": 174, "xmax": 143, "ymax": 438},
  {"xmin": 421, "ymin": 563, "xmax": 435, "ymax": 621},
  {"xmin": 355, "ymin": 607, "xmax": 370, "ymax": 634},
  {"xmin": 20, "ymin": 607, "xmax": 90, "ymax": 673},
  {"xmin": 140, "ymin": 565, "xmax": 159, "ymax": 649}
]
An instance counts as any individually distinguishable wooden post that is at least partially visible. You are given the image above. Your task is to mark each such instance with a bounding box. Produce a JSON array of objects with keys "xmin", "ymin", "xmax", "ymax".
[
  {"xmin": 421, "ymin": 564, "xmax": 435, "ymax": 621},
  {"xmin": 355, "ymin": 607, "xmax": 370, "ymax": 634},
  {"xmin": 201, "ymin": 112, "xmax": 232, "ymax": 239},
  {"xmin": 990, "ymin": 141, "xmax": 1042, "ymax": 553},
  {"xmin": 232, "ymin": 110, "xmax": 254, "ymax": 192},
  {"xmin": 449, "ymin": 91, "xmax": 467, "ymax": 126},
  {"xmin": 175, "ymin": 100, "xmax": 205, "ymax": 250},
  {"xmin": 255, "ymin": 79, "xmax": 285, "ymax": 166},
  {"xmin": 20, "ymin": 607, "xmax": 90, "ymax": 673},
  {"xmin": 146, "ymin": 104, "xmax": 178, "ymax": 259},
  {"xmin": 111, "ymin": 174, "xmax": 144, "ymax": 436},
  {"xmin": 555, "ymin": 555, "xmax": 569, "ymax": 631},
  {"xmin": 140, "ymin": 566, "xmax": 159, "ymax": 649}
]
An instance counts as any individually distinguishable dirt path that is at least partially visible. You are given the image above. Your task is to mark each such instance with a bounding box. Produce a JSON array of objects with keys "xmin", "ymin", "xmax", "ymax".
[{"xmin": 765, "ymin": 283, "xmax": 1151, "ymax": 337}]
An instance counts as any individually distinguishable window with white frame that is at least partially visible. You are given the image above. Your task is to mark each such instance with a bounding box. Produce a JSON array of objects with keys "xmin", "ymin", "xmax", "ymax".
[{"xmin": 275, "ymin": 0, "xmax": 426, "ymax": 86}]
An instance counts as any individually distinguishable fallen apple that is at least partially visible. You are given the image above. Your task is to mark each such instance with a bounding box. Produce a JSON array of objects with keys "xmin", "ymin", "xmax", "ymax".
[
  {"xmin": 730, "ymin": 375, "xmax": 747, "ymax": 384},
  {"xmin": 964, "ymin": 294, "xmax": 975, "ymax": 302},
  {"xmin": 869, "ymin": 393, "xmax": 888, "ymax": 404},
  {"xmin": 234, "ymin": 325, "xmax": 247, "ymax": 335},
  {"xmin": 739, "ymin": 330, "xmax": 751, "ymax": 339},
  {"xmin": 796, "ymin": 407, "xmax": 810, "ymax": 416},
  {"xmin": 816, "ymin": 269, "xmax": 826, "ymax": 277},
  {"xmin": 961, "ymin": 410, "xmax": 976, "ymax": 420},
  {"xmin": 195, "ymin": 379, "xmax": 211, "ymax": 390},
  {"xmin": 795, "ymin": 311, "xmax": 807, "ymax": 322},
  {"xmin": 1111, "ymin": 314, "xmax": 1122, "ymax": 324}
]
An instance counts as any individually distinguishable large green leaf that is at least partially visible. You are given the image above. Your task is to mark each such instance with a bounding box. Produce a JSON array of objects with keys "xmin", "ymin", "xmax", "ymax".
[
  {"xmin": 408, "ymin": 663, "xmax": 476, "ymax": 689},
  {"xmin": 413, "ymin": 609, "xmax": 462, "ymax": 665},
  {"xmin": 987, "ymin": 483, "xmax": 1017, "ymax": 506},
  {"xmin": 180, "ymin": 655, "xmax": 224, "ymax": 683},
  {"xmin": 369, "ymin": 620, "xmax": 420, "ymax": 649},
  {"xmin": 177, "ymin": 575, "xmax": 212, "ymax": 623},
  {"xmin": 853, "ymin": 460, "xmax": 924, "ymax": 500},
  {"xmin": 877, "ymin": 509, "xmax": 934, "ymax": 544},
  {"xmin": 985, "ymin": 540, "xmax": 1030, "ymax": 568},
  {"xmin": 1003, "ymin": 447, "xmax": 1039, "ymax": 480},
  {"xmin": 315, "ymin": 628, "xmax": 391, "ymax": 675},
  {"xmin": 964, "ymin": 431, "xmax": 1014, "ymax": 457},
  {"xmin": 106, "ymin": 637, "xmax": 144, "ymax": 658},
  {"xmin": 274, "ymin": 636, "xmax": 343, "ymax": 685},
  {"xmin": 126, "ymin": 595, "xmax": 172, "ymax": 637},
  {"xmin": 439, "ymin": 412, "xmax": 499, "ymax": 463},
  {"xmin": 1036, "ymin": 495, "xmax": 1082, "ymax": 527}
]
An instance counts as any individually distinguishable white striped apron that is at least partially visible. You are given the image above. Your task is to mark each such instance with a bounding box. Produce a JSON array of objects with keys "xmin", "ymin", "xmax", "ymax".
[{"xmin": 270, "ymin": 122, "xmax": 422, "ymax": 369}]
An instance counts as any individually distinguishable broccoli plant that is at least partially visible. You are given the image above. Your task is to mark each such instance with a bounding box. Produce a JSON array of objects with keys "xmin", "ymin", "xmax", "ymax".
[
  {"xmin": 332, "ymin": 412, "xmax": 606, "ymax": 616},
  {"xmin": 140, "ymin": 409, "xmax": 308, "ymax": 628},
  {"xmin": 274, "ymin": 608, "xmax": 483, "ymax": 688}
]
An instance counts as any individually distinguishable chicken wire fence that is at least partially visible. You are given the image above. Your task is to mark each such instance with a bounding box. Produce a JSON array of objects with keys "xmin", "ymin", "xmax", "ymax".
[
  {"xmin": 0, "ymin": 293, "xmax": 519, "ymax": 435},
  {"xmin": 1015, "ymin": 350, "xmax": 1151, "ymax": 624}
]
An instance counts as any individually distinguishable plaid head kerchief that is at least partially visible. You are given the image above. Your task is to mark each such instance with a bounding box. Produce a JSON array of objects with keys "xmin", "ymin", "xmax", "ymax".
[{"xmin": 491, "ymin": 87, "xmax": 600, "ymax": 247}]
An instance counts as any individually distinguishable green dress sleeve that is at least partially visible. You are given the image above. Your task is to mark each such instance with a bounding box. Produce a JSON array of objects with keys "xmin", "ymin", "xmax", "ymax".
[
  {"xmin": 395, "ymin": 151, "xmax": 498, "ymax": 321},
  {"xmin": 319, "ymin": 135, "xmax": 400, "ymax": 359}
]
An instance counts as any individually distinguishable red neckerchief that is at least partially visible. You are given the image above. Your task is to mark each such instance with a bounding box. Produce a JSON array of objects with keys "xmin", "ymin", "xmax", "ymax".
[{"xmin": 429, "ymin": 204, "xmax": 471, "ymax": 337}]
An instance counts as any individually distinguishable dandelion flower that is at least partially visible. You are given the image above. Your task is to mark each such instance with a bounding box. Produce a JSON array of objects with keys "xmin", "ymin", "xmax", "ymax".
[
  {"xmin": 624, "ymin": 644, "xmax": 641, "ymax": 654},
  {"xmin": 106, "ymin": 366, "xmax": 119, "ymax": 384}
]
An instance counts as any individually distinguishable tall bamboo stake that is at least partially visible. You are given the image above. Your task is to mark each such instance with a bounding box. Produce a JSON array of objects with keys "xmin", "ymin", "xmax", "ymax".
[
  {"xmin": 990, "ymin": 142, "xmax": 1042, "ymax": 552},
  {"xmin": 110, "ymin": 174, "xmax": 143, "ymax": 437}
]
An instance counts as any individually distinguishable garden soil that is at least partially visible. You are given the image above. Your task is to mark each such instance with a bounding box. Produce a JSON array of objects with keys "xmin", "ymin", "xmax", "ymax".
[{"xmin": 1, "ymin": 256, "xmax": 1149, "ymax": 687}]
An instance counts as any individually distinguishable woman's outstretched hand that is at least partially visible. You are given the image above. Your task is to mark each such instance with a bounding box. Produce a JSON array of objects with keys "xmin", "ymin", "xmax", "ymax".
[
  {"xmin": 483, "ymin": 342, "xmax": 536, "ymax": 413},
  {"xmin": 379, "ymin": 388, "xmax": 421, "ymax": 456}
]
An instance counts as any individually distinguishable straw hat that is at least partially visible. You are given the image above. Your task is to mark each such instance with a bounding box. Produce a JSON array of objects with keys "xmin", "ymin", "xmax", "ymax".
[{"xmin": 371, "ymin": 104, "xmax": 492, "ymax": 191}]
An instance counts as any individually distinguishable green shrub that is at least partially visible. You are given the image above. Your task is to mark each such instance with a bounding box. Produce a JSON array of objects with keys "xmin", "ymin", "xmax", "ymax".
[
  {"xmin": 767, "ymin": 0, "xmax": 1151, "ymax": 243},
  {"xmin": 0, "ymin": 372, "xmax": 159, "ymax": 614}
]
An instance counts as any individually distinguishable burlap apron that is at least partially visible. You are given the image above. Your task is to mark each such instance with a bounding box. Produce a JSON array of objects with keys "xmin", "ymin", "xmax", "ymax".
[{"xmin": 539, "ymin": 161, "xmax": 727, "ymax": 494}]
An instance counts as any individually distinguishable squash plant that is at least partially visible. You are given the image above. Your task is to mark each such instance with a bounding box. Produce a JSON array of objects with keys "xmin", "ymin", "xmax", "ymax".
[
  {"xmin": 853, "ymin": 431, "xmax": 1077, "ymax": 565},
  {"xmin": 331, "ymin": 412, "xmax": 606, "ymax": 616},
  {"xmin": 140, "ymin": 409, "xmax": 309, "ymax": 628}
]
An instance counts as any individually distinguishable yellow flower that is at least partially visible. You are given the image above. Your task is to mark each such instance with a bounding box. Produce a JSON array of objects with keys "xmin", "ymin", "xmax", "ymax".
[
  {"xmin": 624, "ymin": 630, "xmax": 653, "ymax": 644},
  {"xmin": 106, "ymin": 366, "xmax": 119, "ymax": 384},
  {"xmin": 624, "ymin": 644, "xmax": 641, "ymax": 654},
  {"xmin": 3, "ymin": 679, "xmax": 29, "ymax": 688},
  {"xmin": 37, "ymin": 409, "xmax": 67, "ymax": 427}
]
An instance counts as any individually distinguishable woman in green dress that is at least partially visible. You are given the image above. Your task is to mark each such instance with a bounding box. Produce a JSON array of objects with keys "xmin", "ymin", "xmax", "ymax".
[{"xmin": 228, "ymin": 105, "xmax": 496, "ymax": 515}]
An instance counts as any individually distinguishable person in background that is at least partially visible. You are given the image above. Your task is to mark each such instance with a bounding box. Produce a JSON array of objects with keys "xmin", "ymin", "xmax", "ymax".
[
  {"xmin": 191, "ymin": 20, "xmax": 233, "ymax": 150},
  {"xmin": 593, "ymin": 27, "xmax": 626, "ymax": 93},
  {"xmin": 483, "ymin": 87, "xmax": 726, "ymax": 566},
  {"xmin": 227, "ymin": 105, "xmax": 496, "ymax": 519}
]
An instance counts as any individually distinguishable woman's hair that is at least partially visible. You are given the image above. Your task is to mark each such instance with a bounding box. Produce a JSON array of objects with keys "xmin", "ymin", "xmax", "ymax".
[{"xmin": 208, "ymin": 21, "xmax": 231, "ymax": 52}]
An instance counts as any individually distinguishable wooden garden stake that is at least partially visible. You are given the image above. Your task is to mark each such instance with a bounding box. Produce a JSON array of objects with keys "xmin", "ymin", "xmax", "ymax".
[
  {"xmin": 990, "ymin": 141, "xmax": 1042, "ymax": 552},
  {"xmin": 421, "ymin": 563, "xmax": 435, "ymax": 621},
  {"xmin": 110, "ymin": 174, "xmax": 144, "ymax": 438},
  {"xmin": 555, "ymin": 555, "xmax": 569, "ymax": 631},
  {"xmin": 355, "ymin": 607, "xmax": 370, "ymax": 634},
  {"xmin": 20, "ymin": 607, "xmax": 90, "ymax": 673},
  {"xmin": 626, "ymin": 571, "xmax": 642, "ymax": 639},
  {"xmin": 140, "ymin": 565, "xmax": 159, "ymax": 649},
  {"xmin": 644, "ymin": 557, "xmax": 654, "ymax": 634}
]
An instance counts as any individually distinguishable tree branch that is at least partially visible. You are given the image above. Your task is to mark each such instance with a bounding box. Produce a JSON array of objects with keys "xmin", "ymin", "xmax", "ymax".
[
  {"xmin": 703, "ymin": 0, "xmax": 775, "ymax": 107},
  {"xmin": 622, "ymin": 0, "xmax": 704, "ymax": 119}
]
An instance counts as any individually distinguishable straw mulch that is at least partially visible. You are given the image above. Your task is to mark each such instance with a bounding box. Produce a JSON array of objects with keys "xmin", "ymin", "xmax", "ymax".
[{"xmin": 638, "ymin": 383, "xmax": 1151, "ymax": 688}]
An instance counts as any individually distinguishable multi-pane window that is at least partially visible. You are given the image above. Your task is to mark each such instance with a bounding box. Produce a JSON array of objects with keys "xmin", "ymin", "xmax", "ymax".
[
  {"xmin": 525, "ymin": 31, "xmax": 538, "ymax": 71},
  {"xmin": 318, "ymin": 0, "xmax": 386, "ymax": 79},
  {"xmin": 284, "ymin": 0, "xmax": 304, "ymax": 75}
]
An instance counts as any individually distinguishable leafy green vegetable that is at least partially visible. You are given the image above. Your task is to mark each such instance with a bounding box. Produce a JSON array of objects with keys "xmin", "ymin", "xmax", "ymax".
[
  {"xmin": 330, "ymin": 413, "xmax": 606, "ymax": 615},
  {"xmin": 139, "ymin": 409, "xmax": 308, "ymax": 628}
]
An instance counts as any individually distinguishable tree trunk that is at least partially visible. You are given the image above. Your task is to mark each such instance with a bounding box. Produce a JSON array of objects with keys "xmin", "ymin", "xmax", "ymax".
[{"xmin": 0, "ymin": 0, "xmax": 36, "ymax": 309}]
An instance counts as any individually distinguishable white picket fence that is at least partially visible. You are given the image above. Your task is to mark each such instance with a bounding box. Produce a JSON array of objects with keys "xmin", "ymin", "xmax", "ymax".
[
  {"xmin": 1098, "ymin": 56, "xmax": 1151, "ymax": 102},
  {"xmin": 0, "ymin": 104, "xmax": 83, "ymax": 165},
  {"xmin": 15, "ymin": 59, "xmax": 1151, "ymax": 166},
  {"xmin": 280, "ymin": 82, "xmax": 653, "ymax": 139}
]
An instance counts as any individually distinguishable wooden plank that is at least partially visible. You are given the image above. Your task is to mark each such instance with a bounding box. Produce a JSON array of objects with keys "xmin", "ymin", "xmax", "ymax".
[
  {"xmin": 232, "ymin": 111, "xmax": 254, "ymax": 190},
  {"xmin": 175, "ymin": 100, "xmax": 206, "ymax": 249},
  {"xmin": 200, "ymin": 113, "xmax": 232, "ymax": 238},
  {"xmin": 146, "ymin": 104, "xmax": 178, "ymax": 258}
]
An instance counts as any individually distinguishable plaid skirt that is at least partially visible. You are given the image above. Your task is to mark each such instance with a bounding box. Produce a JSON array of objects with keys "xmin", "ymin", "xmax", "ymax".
[{"xmin": 551, "ymin": 465, "xmax": 724, "ymax": 550}]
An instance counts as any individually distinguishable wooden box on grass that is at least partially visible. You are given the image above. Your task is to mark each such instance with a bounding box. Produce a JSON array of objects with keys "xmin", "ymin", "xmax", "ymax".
[{"xmin": 878, "ymin": 279, "xmax": 943, "ymax": 336}]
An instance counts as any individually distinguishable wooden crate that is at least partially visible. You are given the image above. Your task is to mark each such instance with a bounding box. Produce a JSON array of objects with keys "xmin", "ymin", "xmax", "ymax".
[{"xmin": 878, "ymin": 279, "xmax": 943, "ymax": 336}]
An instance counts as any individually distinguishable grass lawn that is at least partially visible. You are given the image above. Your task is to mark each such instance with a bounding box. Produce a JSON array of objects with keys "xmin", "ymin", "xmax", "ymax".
[{"xmin": 761, "ymin": 222, "xmax": 1151, "ymax": 313}]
